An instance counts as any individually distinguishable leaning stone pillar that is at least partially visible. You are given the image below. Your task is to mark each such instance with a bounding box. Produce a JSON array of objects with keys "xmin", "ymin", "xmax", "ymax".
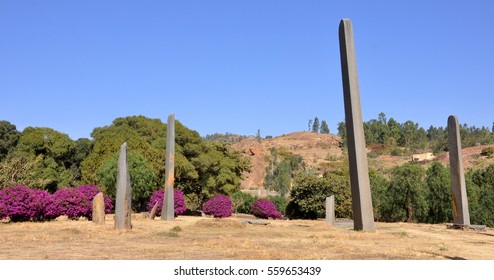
[
  {"xmin": 162, "ymin": 114, "xmax": 176, "ymax": 221},
  {"xmin": 114, "ymin": 142, "xmax": 132, "ymax": 230},
  {"xmin": 448, "ymin": 115, "xmax": 470, "ymax": 226},
  {"xmin": 338, "ymin": 19, "xmax": 376, "ymax": 231}
]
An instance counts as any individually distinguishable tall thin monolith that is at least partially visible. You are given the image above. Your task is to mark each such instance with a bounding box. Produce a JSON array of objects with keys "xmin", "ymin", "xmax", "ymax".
[
  {"xmin": 114, "ymin": 142, "xmax": 132, "ymax": 230},
  {"xmin": 448, "ymin": 115, "xmax": 470, "ymax": 226},
  {"xmin": 162, "ymin": 114, "xmax": 175, "ymax": 221},
  {"xmin": 338, "ymin": 18, "xmax": 376, "ymax": 231}
]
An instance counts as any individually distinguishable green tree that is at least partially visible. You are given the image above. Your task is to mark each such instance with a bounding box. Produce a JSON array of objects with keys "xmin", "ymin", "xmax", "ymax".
[
  {"xmin": 320, "ymin": 120, "xmax": 330, "ymax": 134},
  {"xmin": 231, "ymin": 191, "xmax": 256, "ymax": 214},
  {"xmin": 0, "ymin": 121, "xmax": 20, "ymax": 161},
  {"xmin": 312, "ymin": 117, "xmax": 320, "ymax": 133},
  {"xmin": 96, "ymin": 150, "xmax": 158, "ymax": 211},
  {"xmin": 467, "ymin": 165, "xmax": 494, "ymax": 227},
  {"xmin": 424, "ymin": 162, "xmax": 452, "ymax": 224},
  {"xmin": 382, "ymin": 163, "xmax": 427, "ymax": 222}
]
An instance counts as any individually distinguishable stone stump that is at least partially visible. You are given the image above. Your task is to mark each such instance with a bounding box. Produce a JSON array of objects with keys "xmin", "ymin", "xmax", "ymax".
[
  {"xmin": 92, "ymin": 192, "xmax": 106, "ymax": 225},
  {"xmin": 326, "ymin": 196, "xmax": 335, "ymax": 225}
]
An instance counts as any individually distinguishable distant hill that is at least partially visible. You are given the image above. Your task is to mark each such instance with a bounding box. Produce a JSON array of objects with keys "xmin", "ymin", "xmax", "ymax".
[
  {"xmin": 229, "ymin": 131, "xmax": 494, "ymax": 193},
  {"xmin": 203, "ymin": 133, "xmax": 249, "ymax": 145},
  {"xmin": 231, "ymin": 131, "xmax": 343, "ymax": 190}
]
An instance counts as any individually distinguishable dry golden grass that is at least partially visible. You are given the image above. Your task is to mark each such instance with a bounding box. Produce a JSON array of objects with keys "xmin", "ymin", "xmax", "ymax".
[{"xmin": 1, "ymin": 216, "xmax": 493, "ymax": 260}]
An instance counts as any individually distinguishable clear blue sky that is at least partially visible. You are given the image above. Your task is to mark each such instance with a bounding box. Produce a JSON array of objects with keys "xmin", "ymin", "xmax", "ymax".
[{"xmin": 1, "ymin": 1, "xmax": 493, "ymax": 140}]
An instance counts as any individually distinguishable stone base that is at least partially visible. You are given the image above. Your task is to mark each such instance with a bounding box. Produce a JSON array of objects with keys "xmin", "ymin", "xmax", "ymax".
[{"xmin": 446, "ymin": 224, "xmax": 486, "ymax": 232}]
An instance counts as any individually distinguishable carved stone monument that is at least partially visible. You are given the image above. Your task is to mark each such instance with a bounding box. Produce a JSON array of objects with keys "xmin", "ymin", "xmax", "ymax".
[
  {"xmin": 338, "ymin": 18, "xmax": 376, "ymax": 231},
  {"xmin": 448, "ymin": 115, "xmax": 471, "ymax": 226},
  {"xmin": 162, "ymin": 114, "xmax": 176, "ymax": 221},
  {"xmin": 92, "ymin": 192, "xmax": 106, "ymax": 225},
  {"xmin": 114, "ymin": 142, "xmax": 132, "ymax": 230},
  {"xmin": 326, "ymin": 196, "xmax": 335, "ymax": 225}
]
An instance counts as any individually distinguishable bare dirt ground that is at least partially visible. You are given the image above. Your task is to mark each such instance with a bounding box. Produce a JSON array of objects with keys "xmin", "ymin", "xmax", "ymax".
[{"xmin": 1, "ymin": 215, "xmax": 493, "ymax": 260}]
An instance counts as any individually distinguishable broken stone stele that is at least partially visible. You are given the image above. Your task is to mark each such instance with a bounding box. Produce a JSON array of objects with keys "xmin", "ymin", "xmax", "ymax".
[
  {"xmin": 338, "ymin": 18, "xmax": 376, "ymax": 231},
  {"xmin": 162, "ymin": 114, "xmax": 176, "ymax": 221},
  {"xmin": 92, "ymin": 192, "xmax": 106, "ymax": 225},
  {"xmin": 114, "ymin": 142, "xmax": 132, "ymax": 230},
  {"xmin": 326, "ymin": 196, "xmax": 335, "ymax": 225}
]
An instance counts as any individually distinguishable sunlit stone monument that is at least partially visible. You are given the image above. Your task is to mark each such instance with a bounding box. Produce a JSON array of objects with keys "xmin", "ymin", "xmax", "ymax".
[
  {"xmin": 448, "ymin": 115, "xmax": 470, "ymax": 226},
  {"xmin": 114, "ymin": 142, "xmax": 132, "ymax": 230},
  {"xmin": 162, "ymin": 114, "xmax": 176, "ymax": 221},
  {"xmin": 338, "ymin": 18, "xmax": 376, "ymax": 231}
]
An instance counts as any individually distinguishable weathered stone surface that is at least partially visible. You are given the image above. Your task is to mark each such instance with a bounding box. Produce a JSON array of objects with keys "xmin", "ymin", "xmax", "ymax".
[
  {"xmin": 162, "ymin": 114, "xmax": 176, "ymax": 221},
  {"xmin": 339, "ymin": 18, "xmax": 376, "ymax": 231},
  {"xmin": 114, "ymin": 142, "xmax": 132, "ymax": 230},
  {"xmin": 326, "ymin": 196, "xmax": 335, "ymax": 225},
  {"xmin": 149, "ymin": 201, "xmax": 159, "ymax": 220},
  {"xmin": 448, "ymin": 115, "xmax": 471, "ymax": 226},
  {"xmin": 92, "ymin": 192, "xmax": 106, "ymax": 225}
]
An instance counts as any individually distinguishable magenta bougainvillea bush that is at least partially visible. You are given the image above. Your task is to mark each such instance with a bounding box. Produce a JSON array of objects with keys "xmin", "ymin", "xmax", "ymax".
[
  {"xmin": 0, "ymin": 185, "xmax": 52, "ymax": 222},
  {"xmin": 147, "ymin": 189, "xmax": 186, "ymax": 216},
  {"xmin": 202, "ymin": 195, "xmax": 233, "ymax": 218},
  {"xmin": 45, "ymin": 187, "xmax": 90, "ymax": 219},
  {"xmin": 0, "ymin": 185, "xmax": 113, "ymax": 222},
  {"xmin": 251, "ymin": 199, "xmax": 284, "ymax": 220}
]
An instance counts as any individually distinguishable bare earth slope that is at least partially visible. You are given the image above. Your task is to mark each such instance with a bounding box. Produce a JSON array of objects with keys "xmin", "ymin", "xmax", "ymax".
[{"xmin": 232, "ymin": 132, "xmax": 342, "ymax": 190}]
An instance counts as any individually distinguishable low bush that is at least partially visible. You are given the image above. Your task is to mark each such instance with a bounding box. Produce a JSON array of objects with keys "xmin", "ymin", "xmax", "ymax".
[
  {"xmin": 251, "ymin": 199, "xmax": 283, "ymax": 220},
  {"xmin": 481, "ymin": 147, "xmax": 494, "ymax": 157},
  {"xmin": 202, "ymin": 195, "xmax": 232, "ymax": 218},
  {"xmin": 45, "ymin": 187, "xmax": 90, "ymax": 219},
  {"xmin": 147, "ymin": 189, "xmax": 187, "ymax": 216},
  {"xmin": 0, "ymin": 185, "xmax": 52, "ymax": 222},
  {"xmin": 231, "ymin": 191, "xmax": 256, "ymax": 214}
]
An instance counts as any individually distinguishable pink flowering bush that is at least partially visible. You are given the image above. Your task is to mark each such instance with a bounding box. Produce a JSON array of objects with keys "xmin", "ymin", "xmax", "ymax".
[
  {"xmin": 76, "ymin": 185, "xmax": 113, "ymax": 218},
  {"xmin": 251, "ymin": 199, "xmax": 284, "ymax": 220},
  {"xmin": 0, "ymin": 185, "xmax": 52, "ymax": 222},
  {"xmin": 202, "ymin": 195, "xmax": 233, "ymax": 218},
  {"xmin": 45, "ymin": 187, "xmax": 90, "ymax": 219},
  {"xmin": 147, "ymin": 189, "xmax": 186, "ymax": 216}
]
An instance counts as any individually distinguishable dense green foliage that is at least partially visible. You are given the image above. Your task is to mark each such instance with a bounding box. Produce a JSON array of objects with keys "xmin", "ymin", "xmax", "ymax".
[
  {"xmin": 339, "ymin": 112, "xmax": 494, "ymax": 153},
  {"xmin": 264, "ymin": 148, "xmax": 306, "ymax": 196},
  {"xmin": 0, "ymin": 116, "xmax": 250, "ymax": 212},
  {"xmin": 231, "ymin": 191, "xmax": 256, "ymax": 214}
]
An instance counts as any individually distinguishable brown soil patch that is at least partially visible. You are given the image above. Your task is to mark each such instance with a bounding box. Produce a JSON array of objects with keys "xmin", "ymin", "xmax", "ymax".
[{"xmin": 1, "ymin": 216, "xmax": 493, "ymax": 260}]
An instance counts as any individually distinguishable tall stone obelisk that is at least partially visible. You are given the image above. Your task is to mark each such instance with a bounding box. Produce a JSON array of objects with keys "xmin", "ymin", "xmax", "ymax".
[
  {"xmin": 162, "ymin": 114, "xmax": 176, "ymax": 221},
  {"xmin": 338, "ymin": 19, "xmax": 376, "ymax": 231},
  {"xmin": 115, "ymin": 142, "xmax": 132, "ymax": 230},
  {"xmin": 448, "ymin": 115, "xmax": 470, "ymax": 226}
]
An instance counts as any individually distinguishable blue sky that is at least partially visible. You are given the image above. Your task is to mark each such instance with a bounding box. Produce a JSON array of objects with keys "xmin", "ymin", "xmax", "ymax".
[{"xmin": 1, "ymin": 1, "xmax": 493, "ymax": 140}]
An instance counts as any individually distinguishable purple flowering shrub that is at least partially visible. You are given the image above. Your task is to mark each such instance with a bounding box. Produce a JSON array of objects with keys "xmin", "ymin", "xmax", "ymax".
[
  {"xmin": 202, "ymin": 195, "xmax": 233, "ymax": 218},
  {"xmin": 0, "ymin": 185, "xmax": 52, "ymax": 222},
  {"xmin": 251, "ymin": 199, "xmax": 283, "ymax": 220},
  {"xmin": 76, "ymin": 185, "xmax": 113, "ymax": 218},
  {"xmin": 147, "ymin": 189, "xmax": 186, "ymax": 216},
  {"xmin": 45, "ymin": 187, "xmax": 90, "ymax": 219}
]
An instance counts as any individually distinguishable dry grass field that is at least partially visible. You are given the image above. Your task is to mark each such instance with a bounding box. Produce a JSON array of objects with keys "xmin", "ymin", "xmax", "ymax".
[{"xmin": 1, "ymin": 215, "xmax": 493, "ymax": 260}]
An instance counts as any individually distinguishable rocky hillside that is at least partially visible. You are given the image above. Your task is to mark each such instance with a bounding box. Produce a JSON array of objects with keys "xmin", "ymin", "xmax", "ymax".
[
  {"xmin": 230, "ymin": 132, "xmax": 494, "ymax": 192},
  {"xmin": 231, "ymin": 132, "xmax": 343, "ymax": 190}
]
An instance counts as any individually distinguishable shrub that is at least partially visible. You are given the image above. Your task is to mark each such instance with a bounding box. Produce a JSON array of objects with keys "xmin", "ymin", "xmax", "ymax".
[
  {"xmin": 147, "ymin": 189, "xmax": 187, "ymax": 216},
  {"xmin": 481, "ymin": 147, "xmax": 494, "ymax": 157},
  {"xmin": 251, "ymin": 199, "xmax": 283, "ymax": 220},
  {"xmin": 45, "ymin": 187, "xmax": 90, "ymax": 219},
  {"xmin": 76, "ymin": 185, "xmax": 113, "ymax": 218},
  {"xmin": 231, "ymin": 191, "xmax": 256, "ymax": 214},
  {"xmin": 0, "ymin": 185, "xmax": 53, "ymax": 222},
  {"xmin": 267, "ymin": 195, "xmax": 289, "ymax": 215},
  {"xmin": 202, "ymin": 195, "xmax": 232, "ymax": 218}
]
